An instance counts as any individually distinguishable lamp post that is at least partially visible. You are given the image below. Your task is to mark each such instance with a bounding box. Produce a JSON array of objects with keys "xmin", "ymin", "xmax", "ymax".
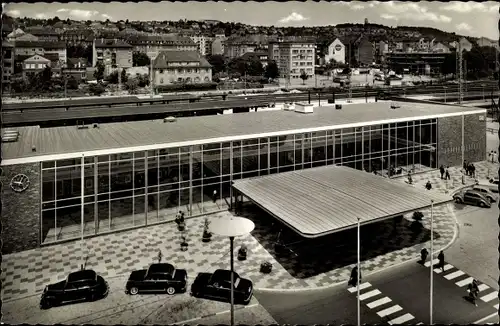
[
  {"xmin": 430, "ymin": 199, "xmax": 434, "ymax": 325},
  {"xmin": 210, "ymin": 216, "xmax": 255, "ymax": 326},
  {"xmin": 357, "ymin": 217, "xmax": 361, "ymax": 326}
]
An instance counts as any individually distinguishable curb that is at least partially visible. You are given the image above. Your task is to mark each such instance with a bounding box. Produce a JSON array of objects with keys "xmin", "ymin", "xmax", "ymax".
[
  {"xmin": 255, "ymin": 202, "xmax": 460, "ymax": 294},
  {"xmin": 174, "ymin": 303, "xmax": 259, "ymax": 324}
]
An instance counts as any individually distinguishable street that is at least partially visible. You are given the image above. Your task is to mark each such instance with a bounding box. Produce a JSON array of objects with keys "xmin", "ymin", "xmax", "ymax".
[
  {"xmin": 254, "ymin": 285, "xmax": 384, "ymax": 325},
  {"xmin": 366, "ymin": 260, "xmax": 497, "ymax": 324},
  {"xmin": 256, "ymin": 200, "xmax": 500, "ymax": 325}
]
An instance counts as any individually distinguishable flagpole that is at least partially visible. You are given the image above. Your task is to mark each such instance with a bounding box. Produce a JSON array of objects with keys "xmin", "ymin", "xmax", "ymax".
[
  {"xmin": 357, "ymin": 217, "xmax": 361, "ymax": 326},
  {"xmin": 430, "ymin": 200, "xmax": 434, "ymax": 325}
]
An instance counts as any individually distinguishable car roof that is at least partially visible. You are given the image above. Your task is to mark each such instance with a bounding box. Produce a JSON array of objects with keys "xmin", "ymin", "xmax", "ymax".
[
  {"xmin": 67, "ymin": 270, "xmax": 97, "ymax": 282},
  {"xmin": 148, "ymin": 263, "xmax": 174, "ymax": 274},
  {"xmin": 213, "ymin": 269, "xmax": 238, "ymax": 280},
  {"xmin": 473, "ymin": 185, "xmax": 490, "ymax": 190},
  {"xmin": 465, "ymin": 189, "xmax": 487, "ymax": 197}
]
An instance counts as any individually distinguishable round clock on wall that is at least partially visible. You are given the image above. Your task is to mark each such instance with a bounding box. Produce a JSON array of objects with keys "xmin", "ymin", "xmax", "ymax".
[{"xmin": 10, "ymin": 174, "xmax": 30, "ymax": 193}]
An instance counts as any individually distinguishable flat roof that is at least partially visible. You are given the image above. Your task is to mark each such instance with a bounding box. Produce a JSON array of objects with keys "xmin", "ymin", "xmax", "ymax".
[
  {"xmin": 1, "ymin": 101, "xmax": 485, "ymax": 166},
  {"xmin": 233, "ymin": 165, "xmax": 453, "ymax": 238}
]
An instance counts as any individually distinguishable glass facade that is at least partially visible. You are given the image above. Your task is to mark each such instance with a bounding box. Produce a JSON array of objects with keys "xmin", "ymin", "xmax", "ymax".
[{"xmin": 40, "ymin": 119, "xmax": 437, "ymax": 244}]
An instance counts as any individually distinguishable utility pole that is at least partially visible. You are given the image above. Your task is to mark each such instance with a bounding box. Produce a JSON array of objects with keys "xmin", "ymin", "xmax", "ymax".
[
  {"xmin": 348, "ymin": 43, "xmax": 352, "ymax": 103},
  {"xmin": 458, "ymin": 43, "xmax": 464, "ymax": 104},
  {"xmin": 118, "ymin": 65, "xmax": 122, "ymax": 95}
]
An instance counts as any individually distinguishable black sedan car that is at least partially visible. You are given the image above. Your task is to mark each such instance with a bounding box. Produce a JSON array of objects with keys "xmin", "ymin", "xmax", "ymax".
[
  {"xmin": 191, "ymin": 269, "xmax": 253, "ymax": 305},
  {"xmin": 40, "ymin": 269, "xmax": 108, "ymax": 309},
  {"xmin": 126, "ymin": 263, "xmax": 187, "ymax": 295}
]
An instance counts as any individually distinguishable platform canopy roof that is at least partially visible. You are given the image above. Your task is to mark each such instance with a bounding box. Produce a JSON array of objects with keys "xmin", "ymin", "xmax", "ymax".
[{"xmin": 232, "ymin": 165, "xmax": 452, "ymax": 238}]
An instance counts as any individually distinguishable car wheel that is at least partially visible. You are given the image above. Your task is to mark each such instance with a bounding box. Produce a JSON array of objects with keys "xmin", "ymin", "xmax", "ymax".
[
  {"xmin": 166, "ymin": 287, "xmax": 176, "ymax": 295},
  {"xmin": 40, "ymin": 300, "xmax": 51, "ymax": 310},
  {"xmin": 455, "ymin": 197, "xmax": 462, "ymax": 204},
  {"xmin": 129, "ymin": 287, "xmax": 139, "ymax": 295}
]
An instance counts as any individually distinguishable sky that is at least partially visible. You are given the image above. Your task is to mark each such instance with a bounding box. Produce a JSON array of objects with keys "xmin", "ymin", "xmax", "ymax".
[{"xmin": 4, "ymin": 1, "xmax": 499, "ymax": 39}]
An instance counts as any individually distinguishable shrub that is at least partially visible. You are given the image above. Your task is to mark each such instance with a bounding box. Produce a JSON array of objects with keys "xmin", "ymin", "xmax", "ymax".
[
  {"xmin": 155, "ymin": 82, "xmax": 218, "ymax": 93},
  {"xmin": 413, "ymin": 211, "xmax": 424, "ymax": 221}
]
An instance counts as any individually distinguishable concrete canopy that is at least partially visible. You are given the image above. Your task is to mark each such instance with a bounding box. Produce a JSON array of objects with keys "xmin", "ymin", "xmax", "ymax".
[{"xmin": 232, "ymin": 165, "xmax": 452, "ymax": 238}]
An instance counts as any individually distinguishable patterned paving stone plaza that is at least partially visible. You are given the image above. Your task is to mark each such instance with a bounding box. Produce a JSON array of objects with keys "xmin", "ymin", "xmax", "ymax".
[{"xmin": 5, "ymin": 160, "xmax": 494, "ymax": 302}]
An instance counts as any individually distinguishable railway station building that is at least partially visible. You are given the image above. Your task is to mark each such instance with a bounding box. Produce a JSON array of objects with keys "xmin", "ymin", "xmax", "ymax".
[{"xmin": 1, "ymin": 101, "xmax": 486, "ymax": 253}]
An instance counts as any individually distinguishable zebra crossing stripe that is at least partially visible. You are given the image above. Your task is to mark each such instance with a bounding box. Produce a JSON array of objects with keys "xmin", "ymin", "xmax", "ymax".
[
  {"xmin": 456, "ymin": 277, "xmax": 474, "ymax": 287},
  {"xmin": 388, "ymin": 313, "xmax": 415, "ymax": 325},
  {"xmin": 367, "ymin": 297, "xmax": 392, "ymax": 309},
  {"xmin": 348, "ymin": 282, "xmax": 371, "ymax": 293},
  {"xmin": 444, "ymin": 270, "xmax": 465, "ymax": 280},
  {"xmin": 359, "ymin": 289, "xmax": 381, "ymax": 301},
  {"xmin": 377, "ymin": 305, "xmax": 402, "ymax": 317},
  {"xmin": 478, "ymin": 284, "xmax": 490, "ymax": 292},
  {"xmin": 434, "ymin": 264, "xmax": 453, "ymax": 274},
  {"xmin": 416, "ymin": 323, "xmax": 424, "ymax": 325},
  {"xmin": 480, "ymin": 291, "xmax": 498, "ymax": 303},
  {"xmin": 423, "ymin": 259, "xmax": 440, "ymax": 267},
  {"xmin": 494, "ymin": 303, "xmax": 499, "ymax": 310}
]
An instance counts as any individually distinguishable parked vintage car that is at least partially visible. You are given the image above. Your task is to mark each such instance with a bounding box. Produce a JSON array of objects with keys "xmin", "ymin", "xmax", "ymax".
[
  {"xmin": 126, "ymin": 263, "xmax": 187, "ymax": 295},
  {"xmin": 453, "ymin": 189, "xmax": 492, "ymax": 208},
  {"xmin": 190, "ymin": 269, "xmax": 253, "ymax": 305},
  {"xmin": 40, "ymin": 270, "xmax": 108, "ymax": 309},
  {"xmin": 470, "ymin": 185, "xmax": 497, "ymax": 202}
]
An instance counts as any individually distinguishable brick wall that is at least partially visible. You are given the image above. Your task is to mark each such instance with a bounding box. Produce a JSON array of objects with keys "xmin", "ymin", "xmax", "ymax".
[
  {"xmin": 437, "ymin": 113, "xmax": 487, "ymax": 168},
  {"xmin": 1, "ymin": 163, "xmax": 41, "ymax": 254}
]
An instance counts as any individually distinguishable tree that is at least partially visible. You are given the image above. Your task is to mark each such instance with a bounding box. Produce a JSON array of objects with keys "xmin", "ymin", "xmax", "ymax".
[
  {"xmin": 132, "ymin": 52, "xmax": 151, "ymax": 67},
  {"xmin": 441, "ymin": 52, "xmax": 457, "ymax": 76},
  {"xmin": 94, "ymin": 62, "xmax": 105, "ymax": 81},
  {"xmin": 300, "ymin": 70, "xmax": 309, "ymax": 85},
  {"xmin": 265, "ymin": 60, "xmax": 279, "ymax": 80},
  {"xmin": 121, "ymin": 68, "xmax": 128, "ymax": 84},
  {"xmin": 125, "ymin": 78, "xmax": 139, "ymax": 94},
  {"xmin": 89, "ymin": 83, "xmax": 106, "ymax": 96},
  {"xmin": 66, "ymin": 76, "xmax": 79, "ymax": 90},
  {"xmin": 106, "ymin": 70, "xmax": 119, "ymax": 84},
  {"xmin": 206, "ymin": 54, "xmax": 226, "ymax": 74}
]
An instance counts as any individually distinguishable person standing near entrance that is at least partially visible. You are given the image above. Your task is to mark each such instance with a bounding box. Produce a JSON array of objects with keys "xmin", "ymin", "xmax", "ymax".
[
  {"xmin": 439, "ymin": 165, "xmax": 445, "ymax": 179},
  {"xmin": 212, "ymin": 189, "xmax": 218, "ymax": 203},
  {"xmin": 445, "ymin": 166, "xmax": 451, "ymax": 180}
]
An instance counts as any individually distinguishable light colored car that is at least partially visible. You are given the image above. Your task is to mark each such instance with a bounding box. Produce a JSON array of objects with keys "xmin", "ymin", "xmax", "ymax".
[
  {"xmin": 477, "ymin": 177, "xmax": 499, "ymax": 193},
  {"xmin": 470, "ymin": 185, "xmax": 497, "ymax": 202},
  {"xmin": 453, "ymin": 189, "xmax": 491, "ymax": 208}
]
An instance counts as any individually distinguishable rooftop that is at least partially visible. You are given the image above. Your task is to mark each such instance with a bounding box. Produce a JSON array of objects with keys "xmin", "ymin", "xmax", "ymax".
[
  {"xmin": 94, "ymin": 38, "xmax": 132, "ymax": 49},
  {"xmin": 1, "ymin": 101, "xmax": 484, "ymax": 165},
  {"xmin": 13, "ymin": 40, "xmax": 67, "ymax": 49},
  {"xmin": 233, "ymin": 165, "xmax": 452, "ymax": 237},
  {"xmin": 152, "ymin": 51, "xmax": 211, "ymax": 69}
]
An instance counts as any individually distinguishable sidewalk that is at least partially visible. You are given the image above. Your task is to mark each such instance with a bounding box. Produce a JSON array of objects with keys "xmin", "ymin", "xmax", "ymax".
[{"xmin": 2, "ymin": 162, "xmax": 480, "ymax": 301}]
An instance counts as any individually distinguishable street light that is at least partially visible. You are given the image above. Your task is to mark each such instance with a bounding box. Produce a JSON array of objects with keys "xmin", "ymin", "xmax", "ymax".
[
  {"xmin": 429, "ymin": 199, "xmax": 434, "ymax": 325},
  {"xmin": 210, "ymin": 216, "xmax": 255, "ymax": 326}
]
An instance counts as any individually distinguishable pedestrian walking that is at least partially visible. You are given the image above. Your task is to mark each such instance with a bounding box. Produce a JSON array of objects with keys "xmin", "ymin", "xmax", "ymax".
[
  {"xmin": 348, "ymin": 266, "xmax": 361, "ymax": 287},
  {"xmin": 437, "ymin": 250, "xmax": 445, "ymax": 272},
  {"xmin": 420, "ymin": 248, "xmax": 429, "ymax": 264},
  {"xmin": 468, "ymin": 279, "xmax": 480, "ymax": 306},
  {"xmin": 425, "ymin": 180, "xmax": 432, "ymax": 190},
  {"xmin": 471, "ymin": 164, "xmax": 476, "ymax": 179},
  {"xmin": 445, "ymin": 166, "xmax": 451, "ymax": 180},
  {"xmin": 407, "ymin": 172, "xmax": 413, "ymax": 185},
  {"xmin": 439, "ymin": 165, "xmax": 445, "ymax": 179},
  {"xmin": 212, "ymin": 189, "xmax": 218, "ymax": 203},
  {"xmin": 463, "ymin": 160, "xmax": 468, "ymax": 172}
]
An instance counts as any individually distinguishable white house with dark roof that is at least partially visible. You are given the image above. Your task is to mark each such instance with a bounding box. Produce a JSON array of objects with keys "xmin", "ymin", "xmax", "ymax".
[
  {"xmin": 152, "ymin": 51, "xmax": 212, "ymax": 85},
  {"xmin": 325, "ymin": 38, "xmax": 346, "ymax": 64}
]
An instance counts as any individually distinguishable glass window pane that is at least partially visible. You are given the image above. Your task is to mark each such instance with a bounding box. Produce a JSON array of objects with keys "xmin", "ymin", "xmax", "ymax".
[{"xmin": 42, "ymin": 169, "xmax": 55, "ymax": 202}]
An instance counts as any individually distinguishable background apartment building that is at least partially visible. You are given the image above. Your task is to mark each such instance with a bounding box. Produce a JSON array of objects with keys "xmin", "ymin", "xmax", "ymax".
[
  {"xmin": 126, "ymin": 34, "xmax": 197, "ymax": 55},
  {"xmin": 152, "ymin": 51, "xmax": 212, "ymax": 85},
  {"xmin": 268, "ymin": 39, "xmax": 316, "ymax": 81},
  {"xmin": 13, "ymin": 40, "xmax": 67, "ymax": 65},
  {"xmin": 2, "ymin": 41, "xmax": 14, "ymax": 93},
  {"xmin": 93, "ymin": 38, "xmax": 133, "ymax": 76}
]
